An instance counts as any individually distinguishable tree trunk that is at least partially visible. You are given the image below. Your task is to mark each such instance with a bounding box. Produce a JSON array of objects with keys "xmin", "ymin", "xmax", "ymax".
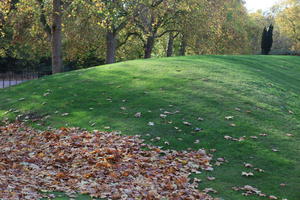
[
  {"xmin": 106, "ymin": 30, "xmax": 117, "ymax": 64},
  {"xmin": 52, "ymin": 0, "xmax": 63, "ymax": 74},
  {"xmin": 144, "ymin": 36, "xmax": 155, "ymax": 59},
  {"xmin": 179, "ymin": 34, "xmax": 187, "ymax": 56},
  {"xmin": 166, "ymin": 32, "xmax": 174, "ymax": 57}
]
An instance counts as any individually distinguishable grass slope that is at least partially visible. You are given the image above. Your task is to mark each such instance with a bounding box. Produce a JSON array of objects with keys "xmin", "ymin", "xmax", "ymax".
[{"xmin": 1, "ymin": 55, "xmax": 300, "ymax": 200}]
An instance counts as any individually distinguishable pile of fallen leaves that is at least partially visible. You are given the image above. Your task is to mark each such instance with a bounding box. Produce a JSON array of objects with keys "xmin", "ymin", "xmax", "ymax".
[{"xmin": 0, "ymin": 122, "xmax": 214, "ymax": 200}]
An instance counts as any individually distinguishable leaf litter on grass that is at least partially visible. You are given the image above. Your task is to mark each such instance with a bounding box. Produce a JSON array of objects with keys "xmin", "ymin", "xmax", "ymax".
[{"xmin": 0, "ymin": 122, "xmax": 216, "ymax": 200}]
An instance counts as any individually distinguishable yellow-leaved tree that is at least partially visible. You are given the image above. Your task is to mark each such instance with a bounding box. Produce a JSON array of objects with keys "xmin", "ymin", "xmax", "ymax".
[{"xmin": 275, "ymin": 0, "xmax": 300, "ymax": 53}]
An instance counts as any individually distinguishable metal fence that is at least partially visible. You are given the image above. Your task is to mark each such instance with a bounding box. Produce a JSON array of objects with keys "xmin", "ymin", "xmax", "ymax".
[{"xmin": 0, "ymin": 72, "xmax": 44, "ymax": 89}]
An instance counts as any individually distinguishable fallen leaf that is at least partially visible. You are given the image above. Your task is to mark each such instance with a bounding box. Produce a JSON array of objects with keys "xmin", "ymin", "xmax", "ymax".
[
  {"xmin": 244, "ymin": 163, "xmax": 253, "ymax": 168},
  {"xmin": 224, "ymin": 135, "xmax": 232, "ymax": 140},
  {"xmin": 225, "ymin": 116, "xmax": 234, "ymax": 120},
  {"xmin": 134, "ymin": 112, "xmax": 142, "ymax": 118},
  {"xmin": 269, "ymin": 195, "xmax": 278, "ymax": 199},
  {"xmin": 160, "ymin": 114, "xmax": 167, "ymax": 118},
  {"xmin": 148, "ymin": 122, "xmax": 155, "ymax": 126},
  {"xmin": 242, "ymin": 172, "xmax": 254, "ymax": 177},
  {"xmin": 120, "ymin": 107, "xmax": 126, "ymax": 111},
  {"xmin": 193, "ymin": 178, "xmax": 202, "ymax": 182},
  {"xmin": 254, "ymin": 168, "xmax": 265, "ymax": 172},
  {"xmin": 194, "ymin": 127, "xmax": 202, "ymax": 132},
  {"xmin": 207, "ymin": 177, "xmax": 216, "ymax": 181},
  {"xmin": 183, "ymin": 121, "xmax": 192, "ymax": 126},
  {"xmin": 203, "ymin": 188, "xmax": 217, "ymax": 193}
]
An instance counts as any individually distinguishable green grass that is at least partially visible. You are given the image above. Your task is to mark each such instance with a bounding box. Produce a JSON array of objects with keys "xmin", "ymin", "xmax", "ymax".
[{"xmin": 1, "ymin": 55, "xmax": 300, "ymax": 200}]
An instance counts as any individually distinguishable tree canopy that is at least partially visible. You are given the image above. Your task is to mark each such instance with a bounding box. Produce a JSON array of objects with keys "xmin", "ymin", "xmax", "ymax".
[{"xmin": 0, "ymin": 0, "xmax": 299, "ymax": 73}]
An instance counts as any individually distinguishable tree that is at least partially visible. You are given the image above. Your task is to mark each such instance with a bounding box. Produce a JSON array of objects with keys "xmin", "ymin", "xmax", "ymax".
[
  {"xmin": 179, "ymin": 33, "xmax": 187, "ymax": 56},
  {"xmin": 247, "ymin": 11, "xmax": 270, "ymax": 54},
  {"xmin": 2, "ymin": 0, "xmax": 290, "ymax": 71},
  {"xmin": 133, "ymin": 0, "xmax": 183, "ymax": 59},
  {"xmin": 261, "ymin": 24, "xmax": 273, "ymax": 55},
  {"xmin": 261, "ymin": 27, "xmax": 268, "ymax": 54},
  {"xmin": 0, "ymin": 0, "xmax": 20, "ymax": 57},
  {"xmin": 178, "ymin": 0, "xmax": 253, "ymax": 55},
  {"xmin": 268, "ymin": 24, "xmax": 274, "ymax": 52},
  {"xmin": 275, "ymin": 0, "xmax": 300, "ymax": 53},
  {"xmin": 166, "ymin": 32, "xmax": 179, "ymax": 57},
  {"xmin": 35, "ymin": 0, "xmax": 63, "ymax": 73},
  {"xmin": 51, "ymin": 0, "xmax": 63, "ymax": 73},
  {"xmin": 90, "ymin": 0, "xmax": 140, "ymax": 64}
]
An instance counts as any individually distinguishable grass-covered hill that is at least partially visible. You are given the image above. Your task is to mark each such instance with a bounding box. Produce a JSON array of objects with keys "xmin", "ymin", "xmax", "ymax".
[{"xmin": 1, "ymin": 55, "xmax": 300, "ymax": 200}]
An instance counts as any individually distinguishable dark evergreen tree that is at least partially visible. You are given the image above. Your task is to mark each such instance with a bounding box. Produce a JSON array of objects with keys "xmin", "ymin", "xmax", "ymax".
[
  {"xmin": 261, "ymin": 27, "xmax": 268, "ymax": 55},
  {"xmin": 267, "ymin": 24, "xmax": 274, "ymax": 53},
  {"xmin": 261, "ymin": 24, "xmax": 274, "ymax": 55}
]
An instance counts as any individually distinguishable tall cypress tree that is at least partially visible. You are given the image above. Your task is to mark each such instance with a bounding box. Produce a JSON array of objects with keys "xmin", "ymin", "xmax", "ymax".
[
  {"xmin": 267, "ymin": 24, "xmax": 274, "ymax": 54},
  {"xmin": 261, "ymin": 27, "xmax": 268, "ymax": 55},
  {"xmin": 261, "ymin": 24, "xmax": 274, "ymax": 55}
]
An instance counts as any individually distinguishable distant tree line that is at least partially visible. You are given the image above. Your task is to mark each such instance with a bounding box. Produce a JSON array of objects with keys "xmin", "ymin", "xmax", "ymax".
[{"xmin": 0, "ymin": 0, "xmax": 299, "ymax": 74}]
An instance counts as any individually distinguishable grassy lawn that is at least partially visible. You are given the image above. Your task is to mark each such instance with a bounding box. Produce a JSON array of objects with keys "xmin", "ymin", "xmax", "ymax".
[{"xmin": 1, "ymin": 55, "xmax": 300, "ymax": 200}]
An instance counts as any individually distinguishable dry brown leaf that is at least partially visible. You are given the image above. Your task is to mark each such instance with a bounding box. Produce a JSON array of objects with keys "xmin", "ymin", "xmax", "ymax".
[
  {"xmin": 134, "ymin": 112, "xmax": 142, "ymax": 118},
  {"xmin": 269, "ymin": 195, "xmax": 278, "ymax": 199},
  {"xmin": 203, "ymin": 188, "xmax": 217, "ymax": 193},
  {"xmin": 183, "ymin": 121, "xmax": 192, "ymax": 126},
  {"xmin": 198, "ymin": 117, "xmax": 204, "ymax": 121},
  {"xmin": 242, "ymin": 172, "xmax": 254, "ymax": 177},
  {"xmin": 207, "ymin": 177, "xmax": 216, "ymax": 181},
  {"xmin": 244, "ymin": 163, "xmax": 253, "ymax": 168}
]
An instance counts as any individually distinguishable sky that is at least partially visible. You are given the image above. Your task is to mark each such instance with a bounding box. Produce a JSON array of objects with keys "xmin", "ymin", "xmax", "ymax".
[{"xmin": 245, "ymin": 0, "xmax": 279, "ymax": 12}]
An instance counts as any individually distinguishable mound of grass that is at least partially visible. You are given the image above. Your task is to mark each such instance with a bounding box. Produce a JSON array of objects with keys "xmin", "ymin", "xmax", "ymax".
[{"xmin": 1, "ymin": 55, "xmax": 300, "ymax": 200}]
